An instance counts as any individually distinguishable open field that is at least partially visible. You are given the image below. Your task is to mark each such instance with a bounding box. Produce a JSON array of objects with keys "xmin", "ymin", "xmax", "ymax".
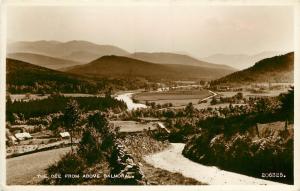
[
  {"xmin": 111, "ymin": 121, "xmax": 157, "ymax": 132},
  {"xmin": 6, "ymin": 147, "xmax": 71, "ymax": 185},
  {"xmin": 9, "ymin": 93, "xmax": 104, "ymax": 102},
  {"xmin": 133, "ymin": 89, "xmax": 212, "ymax": 107},
  {"xmin": 195, "ymin": 103, "xmax": 247, "ymax": 110},
  {"xmin": 217, "ymin": 90, "xmax": 288, "ymax": 98},
  {"xmin": 255, "ymin": 121, "xmax": 293, "ymax": 138},
  {"xmin": 134, "ymin": 89, "xmax": 212, "ymax": 100},
  {"xmin": 151, "ymin": 99, "xmax": 202, "ymax": 107}
]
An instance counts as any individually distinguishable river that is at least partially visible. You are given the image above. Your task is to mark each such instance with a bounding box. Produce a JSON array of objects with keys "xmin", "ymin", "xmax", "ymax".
[
  {"xmin": 115, "ymin": 92, "xmax": 147, "ymax": 111},
  {"xmin": 115, "ymin": 88, "xmax": 218, "ymax": 111}
]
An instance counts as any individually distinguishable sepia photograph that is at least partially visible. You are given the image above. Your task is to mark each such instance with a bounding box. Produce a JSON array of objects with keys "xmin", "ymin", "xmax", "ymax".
[{"xmin": 1, "ymin": 0, "xmax": 299, "ymax": 190}]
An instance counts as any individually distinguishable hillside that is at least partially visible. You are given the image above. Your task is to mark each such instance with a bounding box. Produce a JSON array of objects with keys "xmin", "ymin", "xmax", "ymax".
[
  {"xmin": 66, "ymin": 55, "xmax": 235, "ymax": 81},
  {"xmin": 61, "ymin": 51, "xmax": 104, "ymax": 63},
  {"xmin": 202, "ymin": 51, "xmax": 286, "ymax": 70},
  {"xmin": 7, "ymin": 53, "xmax": 82, "ymax": 70},
  {"xmin": 7, "ymin": 40, "xmax": 129, "ymax": 63},
  {"xmin": 129, "ymin": 52, "xmax": 234, "ymax": 70},
  {"xmin": 212, "ymin": 52, "xmax": 294, "ymax": 85},
  {"xmin": 6, "ymin": 58, "xmax": 98, "ymax": 94}
]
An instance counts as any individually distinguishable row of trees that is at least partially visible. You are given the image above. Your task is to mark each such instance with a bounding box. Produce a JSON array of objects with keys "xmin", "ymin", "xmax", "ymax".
[
  {"xmin": 210, "ymin": 92, "xmax": 244, "ymax": 105},
  {"xmin": 7, "ymin": 76, "xmax": 156, "ymax": 94},
  {"xmin": 6, "ymin": 95, "xmax": 127, "ymax": 122}
]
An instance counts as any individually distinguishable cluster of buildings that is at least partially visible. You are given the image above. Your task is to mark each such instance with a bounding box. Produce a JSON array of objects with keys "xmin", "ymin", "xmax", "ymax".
[
  {"xmin": 6, "ymin": 124, "xmax": 70, "ymax": 147},
  {"xmin": 5, "ymin": 125, "xmax": 34, "ymax": 146},
  {"xmin": 213, "ymin": 82, "xmax": 293, "ymax": 92}
]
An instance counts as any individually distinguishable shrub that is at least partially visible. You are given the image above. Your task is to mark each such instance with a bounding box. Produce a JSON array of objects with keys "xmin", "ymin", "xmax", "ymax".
[
  {"xmin": 44, "ymin": 152, "xmax": 85, "ymax": 185},
  {"xmin": 77, "ymin": 129, "xmax": 102, "ymax": 165}
]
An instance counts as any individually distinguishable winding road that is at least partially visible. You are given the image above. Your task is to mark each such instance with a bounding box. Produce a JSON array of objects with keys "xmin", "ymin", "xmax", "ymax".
[{"xmin": 144, "ymin": 143, "xmax": 285, "ymax": 185}]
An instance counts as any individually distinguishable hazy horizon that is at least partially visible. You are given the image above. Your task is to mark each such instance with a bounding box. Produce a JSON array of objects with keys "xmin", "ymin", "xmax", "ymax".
[{"xmin": 7, "ymin": 5, "xmax": 294, "ymax": 57}]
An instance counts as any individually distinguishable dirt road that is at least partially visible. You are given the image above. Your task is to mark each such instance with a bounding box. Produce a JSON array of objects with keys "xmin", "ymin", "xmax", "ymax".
[
  {"xmin": 6, "ymin": 147, "xmax": 71, "ymax": 185},
  {"xmin": 144, "ymin": 143, "xmax": 285, "ymax": 185}
]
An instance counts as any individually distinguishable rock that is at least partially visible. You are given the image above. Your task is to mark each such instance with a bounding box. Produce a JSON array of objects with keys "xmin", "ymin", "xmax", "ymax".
[
  {"xmin": 125, "ymin": 171, "xmax": 136, "ymax": 177},
  {"xmin": 125, "ymin": 165, "xmax": 133, "ymax": 170},
  {"xmin": 126, "ymin": 158, "xmax": 134, "ymax": 164}
]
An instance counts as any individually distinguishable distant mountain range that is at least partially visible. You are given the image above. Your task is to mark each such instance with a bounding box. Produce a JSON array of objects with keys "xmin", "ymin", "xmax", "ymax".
[
  {"xmin": 212, "ymin": 52, "xmax": 294, "ymax": 85},
  {"xmin": 7, "ymin": 53, "xmax": 82, "ymax": 70},
  {"xmin": 7, "ymin": 40, "xmax": 235, "ymax": 72},
  {"xmin": 7, "ymin": 40, "xmax": 130, "ymax": 63},
  {"xmin": 9, "ymin": 40, "xmax": 292, "ymax": 85},
  {"xmin": 202, "ymin": 51, "xmax": 288, "ymax": 70},
  {"xmin": 6, "ymin": 40, "xmax": 238, "ymax": 93},
  {"xmin": 66, "ymin": 55, "xmax": 235, "ymax": 81},
  {"xmin": 129, "ymin": 52, "xmax": 233, "ymax": 70}
]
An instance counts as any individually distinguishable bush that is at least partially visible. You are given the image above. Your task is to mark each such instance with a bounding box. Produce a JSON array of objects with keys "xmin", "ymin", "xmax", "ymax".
[
  {"xmin": 44, "ymin": 152, "xmax": 85, "ymax": 185},
  {"xmin": 44, "ymin": 110, "xmax": 117, "ymax": 185},
  {"xmin": 78, "ymin": 130, "xmax": 102, "ymax": 165},
  {"xmin": 183, "ymin": 129, "xmax": 294, "ymax": 184}
]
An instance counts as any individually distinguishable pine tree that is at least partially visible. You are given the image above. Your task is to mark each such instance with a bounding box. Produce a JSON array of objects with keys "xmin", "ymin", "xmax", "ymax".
[
  {"xmin": 62, "ymin": 99, "xmax": 80, "ymax": 152},
  {"xmin": 279, "ymin": 87, "xmax": 294, "ymax": 130}
]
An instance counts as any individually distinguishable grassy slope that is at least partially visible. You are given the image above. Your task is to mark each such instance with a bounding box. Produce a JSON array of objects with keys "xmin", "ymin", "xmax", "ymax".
[
  {"xmin": 212, "ymin": 52, "xmax": 294, "ymax": 85},
  {"xmin": 7, "ymin": 58, "xmax": 95, "ymax": 86},
  {"xmin": 6, "ymin": 58, "xmax": 166, "ymax": 94}
]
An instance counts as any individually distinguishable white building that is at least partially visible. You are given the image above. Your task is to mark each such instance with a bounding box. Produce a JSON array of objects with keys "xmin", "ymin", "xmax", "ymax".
[
  {"xmin": 15, "ymin": 132, "xmax": 32, "ymax": 141},
  {"xmin": 59, "ymin": 132, "xmax": 71, "ymax": 139}
]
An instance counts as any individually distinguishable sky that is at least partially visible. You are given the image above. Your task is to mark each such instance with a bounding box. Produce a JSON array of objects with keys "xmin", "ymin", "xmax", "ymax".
[{"xmin": 6, "ymin": 4, "xmax": 294, "ymax": 57}]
